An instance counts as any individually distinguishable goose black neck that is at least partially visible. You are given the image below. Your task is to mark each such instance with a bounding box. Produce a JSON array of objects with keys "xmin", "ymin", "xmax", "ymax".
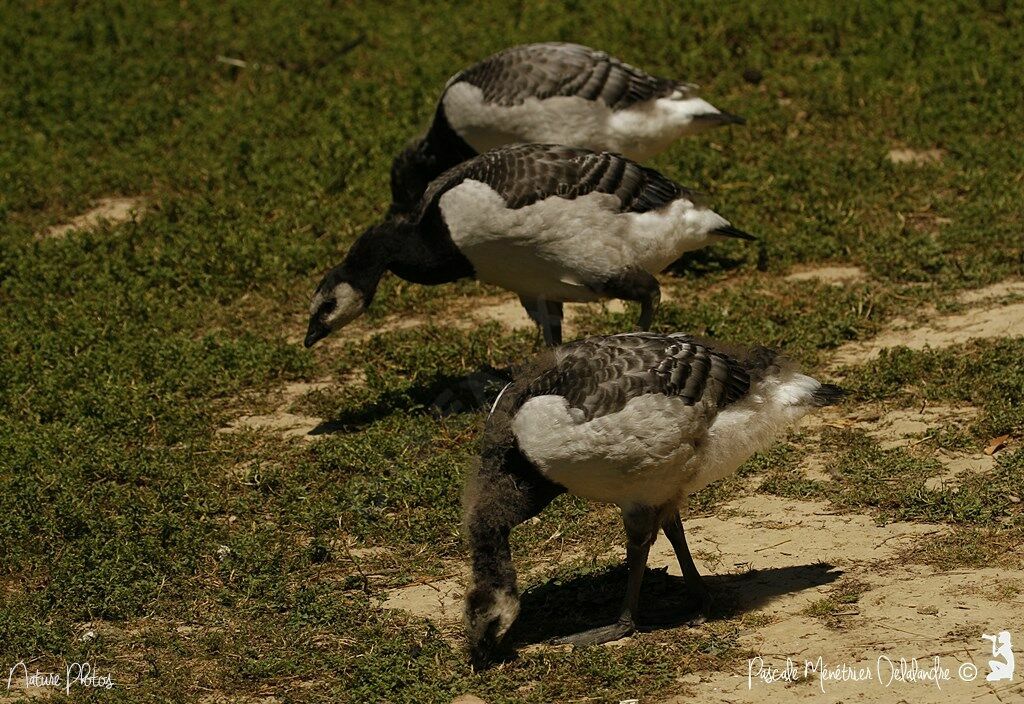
[
  {"xmin": 422, "ymin": 103, "xmax": 477, "ymax": 176},
  {"xmin": 342, "ymin": 218, "xmax": 473, "ymax": 290},
  {"xmin": 336, "ymin": 223, "xmax": 404, "ymax": 300},
  {"xmin": 465, "ymin": 445, "xmax": 564, "ymax": 591},
  {"xmin": 466, "ymin": 492, "xmax": 518, "ymax": 594},
  {"xmin": 384, "ymin": 215, "xmax": 475, "ymax": 286}
]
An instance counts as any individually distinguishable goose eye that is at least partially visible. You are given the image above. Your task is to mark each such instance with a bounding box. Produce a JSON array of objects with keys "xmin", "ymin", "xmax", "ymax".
[{"xmin": 319, "ymin": 299, "xmax": 337, "ymax": 318}]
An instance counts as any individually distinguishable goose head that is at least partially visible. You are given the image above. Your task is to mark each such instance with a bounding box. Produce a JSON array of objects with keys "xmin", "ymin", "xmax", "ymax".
[
  {"xmin": 464, "ymin": 582, "xmax": 520, "ymax": 669},
  {"xmin": 304, "ymin": 265, "xmax": 369, "ymax": 348},
  {"xmin": 304, "ymin": 222, "xmax": 406, "ymax": 347}
]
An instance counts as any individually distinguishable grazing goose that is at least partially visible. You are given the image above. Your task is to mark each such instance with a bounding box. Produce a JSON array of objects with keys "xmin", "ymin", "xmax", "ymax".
[
  {"xmin": 462, "ymin": 332, "xmax": 843, "ymax": 666},
  {"xmin": 390, "ymin": 42, "xmax": 744, "ymax": 213},
  {"xmin": 305, "ymin": 144, "xmax": 754, "ymax": 348}
]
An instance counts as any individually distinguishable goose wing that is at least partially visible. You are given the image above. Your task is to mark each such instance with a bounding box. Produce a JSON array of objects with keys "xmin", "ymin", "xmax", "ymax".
[
  {"xmin": 417, "ymin": 144, "xmax": 695, "ymax": 219},
  {"xmin": 449, "ymin": 42, "xmax": 690, "ymax": 110},
  {"xmin": 524, "ymin": 333, "xmax": 751, "ymax": 421},
  {"xmin": 498, "ymin": 334, "xmax": 752, "ymax": 502}
]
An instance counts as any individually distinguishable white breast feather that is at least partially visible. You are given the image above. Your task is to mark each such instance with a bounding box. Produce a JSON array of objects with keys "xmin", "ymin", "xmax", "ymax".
[
  {"xmin": 609, "ymin": 97, "xmax": 725, "ymax": 159},
  {"xmin": 439, "ymin": 182, "xmax": 625, "ymax": 300},
  {"xmin": 443, "ymin": 83, "xmax": 723, "ymax": 162},
  {"xmin": 512, "ymin": 394, "xmax": 710, "ymax": 507},
  {"xmin": 624, "ymin": 201, "xmax": 730, "ymax": 272},
  {"xmin": 513, "ymin": 369, "xmax": 827, "ymax": 509},
  {"xmin": 438, "ymin": 182, "xmax": 726, "ymax": 300},
  {"xmin": 685, "ymin": 371, "xmax": 826, "ymax": 493}
]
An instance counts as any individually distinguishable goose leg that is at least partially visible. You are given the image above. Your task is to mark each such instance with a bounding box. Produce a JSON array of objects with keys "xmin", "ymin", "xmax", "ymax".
[
  {"xmin": 541, "ymin": 299, "xmax": 563, "ymax": 346},
  {"xmin": 519, "ymin": 296, "xmax": 563, "ymax": 346},
  {"xmin": 637, "ymin": 285, "xmax": 661, "ymax": 332},
  {"xmin": 599, "ymin": 270, "xmax": 661, "ymax": 332},
  {"xmin": 553, "ymin": 507, "xmax": 659, "ymax": 647},
  {"xmin": 662, "ymin": 511, "xmax": 711, "ymax": 625}
]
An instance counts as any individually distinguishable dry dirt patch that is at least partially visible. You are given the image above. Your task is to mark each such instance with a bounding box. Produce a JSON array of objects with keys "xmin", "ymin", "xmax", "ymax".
[
  {"xmin": 469, "ymin": 295, "xmax": 533, "ymax": 330},
  {"xmin": 646, "ymin": 495, "xmax": 941, "ymax": 585},
  {"xmin": 469, "ymin": 294, "xmax": 637, "ymax": 338},
  {"xmin": 785, "ymin": 266, "xmax": 867, "ymax": 285},
  {"xmin": 220, "ymin": 411, "xmax": 324, "ymax": 438},
  {"xmin": 38, "ymin": 196, "xmax": 147, "ymax": 240},
  {"xmin": 804, "ymin": 404, "xmax": 980, "ymax": 450},
  {"xmin": 666, "ymin": 562, "xmax": 1023, "ymax": 703},
  {"xmin": 958, "ymin": 280, "xmax": 1024, "ymax": 304},
  {"xmin": 863, "ymin": 405, "xmax": 978, "ymax": 450},
  {"xmin": 887, "ymin": 147, "xmax": 945, "ymax": 165},
  {"xmin": 377, "ymin": 495, "xmax": 942, "ymax": 630},
  {"xmin": 924, "ymin": 450, "xmax": 998, "ymax": 490},
  {"xmin": 0, "ymin": 685, "xmax": 49, "ymax": 702},
  {"xmin": 380, "ymin": 577, "xmax": 465, "ymax": 626},
  {"xmin": 800, "ymin": 403, "xmax": 998, "ymax": 488},
  {"xmin": 218, "ymin": 379, "xmax": 338, "ymax": 440},
  {"xmin": 831, "ymin": 285, "xmax": 1024, "ymax": 367}
]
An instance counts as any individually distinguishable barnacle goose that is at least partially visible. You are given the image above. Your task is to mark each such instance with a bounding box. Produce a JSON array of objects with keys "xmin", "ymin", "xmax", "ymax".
[
  {"xmin": 305, "ymin": 144, "xmax": 753, "ymax": 348},
  {"xmin": 462, "ymin": 332, "xmax": 843, "ymax": 666},
  {"xmin": 390, "ymin": 42, "xmax": 744, "ymax": 213}
]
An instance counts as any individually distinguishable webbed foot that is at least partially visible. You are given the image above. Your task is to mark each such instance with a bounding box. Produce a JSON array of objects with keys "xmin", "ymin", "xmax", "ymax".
[{"xmin": 552, "ymin": 618, "xmax": 635, "ymax": 647}]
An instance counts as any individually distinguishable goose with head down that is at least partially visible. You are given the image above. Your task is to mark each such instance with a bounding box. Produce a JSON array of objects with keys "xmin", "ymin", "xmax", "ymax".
[
  {"xmin": 305, "ymin": 144, "xmax": 754, "ymax": 348},
  {"xmin": 461, "ymin": 332, "xmax": 843, "ymax": 667}
]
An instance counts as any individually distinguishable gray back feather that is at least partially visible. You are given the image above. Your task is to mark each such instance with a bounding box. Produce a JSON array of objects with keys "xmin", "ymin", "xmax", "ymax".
[
  {"xmin": 416, "ymin": 144, "xmax": 694, "ymax": 220},
  {"xmin": 449, "ymin": 42, "xmax": 688, "ymax": 109},
  {"xmin": 495, "ymin": 333, "xmax": 758, "ymax": 424}
]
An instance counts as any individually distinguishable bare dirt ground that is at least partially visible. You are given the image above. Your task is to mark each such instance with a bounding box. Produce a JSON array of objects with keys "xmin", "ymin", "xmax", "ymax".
[
  {"xmin": 218, "ymin": 380, "xmax": 338, "ymax": 438},
  {"xmin": 216, "ymin": 271, "xmax": 1024, "ymax": 703},
  {"xmin": 784, "ymin": 265, "xmax": 868, "ymax": 284},
  {"xmin": 886, "ymin": 147, "xmax": 946, "ymax": 165},
  {"xmin": 36, "ymin": 196, "xmax": 147, "ymax": 240}
]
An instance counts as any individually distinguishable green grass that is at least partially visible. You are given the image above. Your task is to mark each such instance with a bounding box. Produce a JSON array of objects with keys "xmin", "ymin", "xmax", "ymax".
[
  {"xmin": 850, "ymin": 338, "xmax": 1024, "ymax": 440},
  {"xmin": 761, "ymin": 340, "xmax": 1024, "ymax": 577},
  {"xmin": 2, "ymin": 1, "xmax": 1024, "ymax": 701},
  {"xmin": 763, "ymin": 340, "xmax": 1024, "ymax": 538}
]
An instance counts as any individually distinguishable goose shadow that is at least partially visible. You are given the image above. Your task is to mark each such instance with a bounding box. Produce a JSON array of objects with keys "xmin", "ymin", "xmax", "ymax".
[
  {"xmin": 505, "ymin": 562, "xmax": 842, "ymax": 647},
  {"xmin": 307, "ymin": 364, "xmax": 513, "ymax": 434},
  {"xmin": 663, "ymin": 242, "xmax": 766, "ymax": 278}
]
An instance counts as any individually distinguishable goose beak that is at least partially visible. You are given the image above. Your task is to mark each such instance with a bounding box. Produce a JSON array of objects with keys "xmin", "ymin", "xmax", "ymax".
[{"xmin": 303, "ymin": 319, "xmax": 330, "ymax": 348}]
